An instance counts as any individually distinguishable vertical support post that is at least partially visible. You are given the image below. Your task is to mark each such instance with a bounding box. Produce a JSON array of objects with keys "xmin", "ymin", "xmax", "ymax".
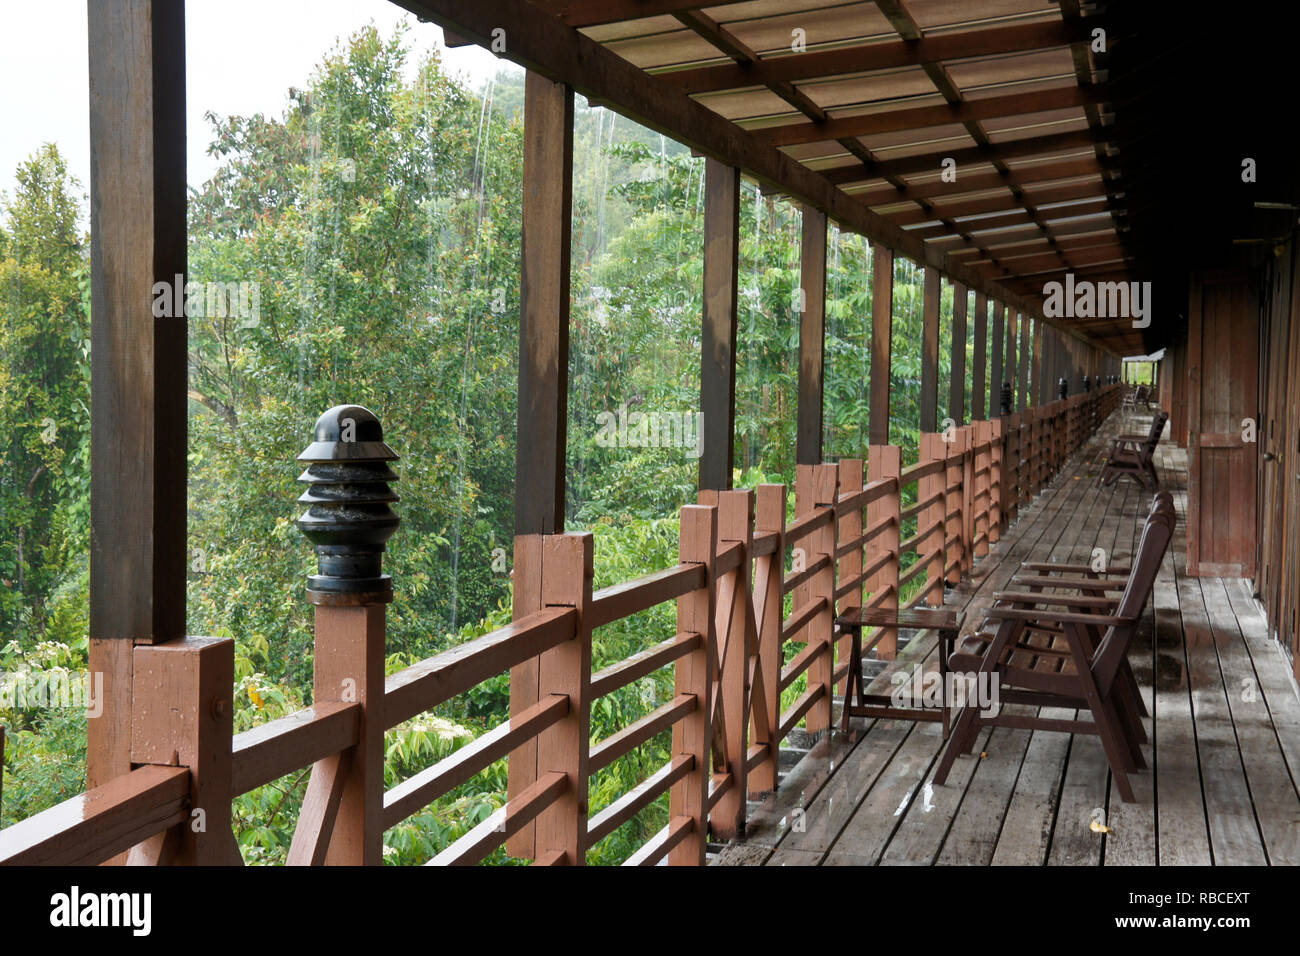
[
  {"xmin": 959, "ymin": 425, "xmax": 975, "ymax": 574},
  {"xmin": 750, "ymin": 485, "xmax": 785, "ymax": 794},
  {"xmin": 989, "ymin": 302, "xmax": 1005, "ymax": 420},
  {"xmin": 946, "ymin": 428, "xmax": 969, "ymax": 585},
  {"xmin": 128, "ymin": 637, "xmax": 238, "ymax": 865},
  {"xmin": 295, "ymin": 405, "xmax": 401, "ymax": 866},
  {"xmin": 1018, "ymin": 316, "xmax": 1031, "ymax": 412},
  {"xmin": 87, "ymin": 0, "xmax": 188, "ymax": 796},
  {"xmin": 712, "ymin": 490, "xmax": 752, "ymax": 840},
  {"xmin": 949, "ymin": 282, "xmax": 967, "ymax": 426},
  {"xmin": 535, "ymin": 532, "xmax": 593, "ymax": 865},
  {"xmin": 510, "ymin": 71, "xmax": 574, "ymax": 857},
  {"xmin": 973, "ymin": 421, "xmax": 993, "ymax": 558},
  {"xmin": 804, "ymin": 465, "xmax": 838, "ymax": 736},
  {"xmin": 1004, "ymin": 310, "xmax": 1018, "ymax": 414},
  {"xmin": 971, "ymin": 292, "xmax": 988, "ymax": 420},
  {"xmin": 920, "ymin": 266, "xmax": 941, "ymax": 433},
  {"xmin": 798, "ymin": 206, "xmax": 828, "ymax": 465},
  {"xmin": 867, "ymin": 446, "xmax": 901, "ymax": 659},
  {"xmin": 836, "ymin": 459, "xmax": 864, "ymax": 695},
  {"xmin": 671, "ymin": 505, "xmax": 717, "ymax": 865},
  {"xmin": 919, "ymin": 434, "xmax": 947, "ymax": 606},
  {"xmin": 988, "ymin": 419, "xmax": 1003, "ymax": 543},
  {"xmin": 870, "ymin": 244, "xmax": 894, "ymax": 445},
  {"xmin": 700, "ymin": 160, "xmax": 740, "ymax": 491}
]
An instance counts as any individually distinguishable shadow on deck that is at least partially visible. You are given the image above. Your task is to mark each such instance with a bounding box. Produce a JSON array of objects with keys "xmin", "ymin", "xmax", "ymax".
[{"xmin": 715, "ymin": 413, "xmax": 1300, "ymax": 866}]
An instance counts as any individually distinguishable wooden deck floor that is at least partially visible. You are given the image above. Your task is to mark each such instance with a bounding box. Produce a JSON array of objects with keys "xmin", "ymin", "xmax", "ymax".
[{"xmin": 715, "ymin": 411, "xmax": 1300, "ymax": 866}]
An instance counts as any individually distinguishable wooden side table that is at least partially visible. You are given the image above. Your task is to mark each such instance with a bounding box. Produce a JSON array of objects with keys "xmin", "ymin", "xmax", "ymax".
[{"xmin": 834, "ymin": 606, "xmax": 965, "ymax": 737}]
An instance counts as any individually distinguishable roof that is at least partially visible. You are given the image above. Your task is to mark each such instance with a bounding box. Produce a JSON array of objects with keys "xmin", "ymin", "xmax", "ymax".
[{"xmin": 400, "ymin": 0, "xmax": 1300, "ymax": 355}]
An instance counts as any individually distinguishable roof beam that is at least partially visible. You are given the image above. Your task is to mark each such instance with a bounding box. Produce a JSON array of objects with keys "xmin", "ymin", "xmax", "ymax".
[
  {"xmin": 852, "ymin": 156, "xmax": 1108, "ymax": 205},
  {"xmin": 884, "ymin": 180, "xmax": 1108, "ymax": 226},
  {"xmin": 821, "ymin": 129, "xmax": 1101, "ymax": 185},
  {"xmin": 655, "ymin": 17, "xmax": 1101, "ymax": 95},
  {"xmin": 531, "ymin": 0, "xmax": 754, "ymax": 29},
  {"xmin": 758, "ymin": 84, "xmax": 1107, "ymax": 147}
]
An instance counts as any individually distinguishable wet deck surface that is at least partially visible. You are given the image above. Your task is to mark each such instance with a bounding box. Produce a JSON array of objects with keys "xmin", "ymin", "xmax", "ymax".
[{"xmin": 715, "ymin": 412, "xmax": 1300, "ymax": 866}]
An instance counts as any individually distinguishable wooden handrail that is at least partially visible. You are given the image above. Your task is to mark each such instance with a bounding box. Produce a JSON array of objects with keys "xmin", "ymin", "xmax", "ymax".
[
  {"xmin": 589, "ymin": 694, "xmax": 696, "ymax": 773},
  {"xmin": 588, "ymin": 754, "xmax": 693, "ymax": 846},
  {"xmin": 427, "ymin": 770, "xmax": 567, "ymax": 866},
  {"xmin": 588, "ymin": 562, "xmax": 706, "ymax": 631},
  {"xmin": 899, "ymin": 457, "xmax": 944, "ymax": 485},
  {"xmin": 783, "ymin": 553, "xmax": 830, "ymax": 594},
  {"xmin": 0, "ymin": 765, "xmax": 189, "ymax": 866},
  {"xmin": 383, "ymin": 694, "xmax": 569, "ymax": 830},
  {"xmin": 232, "ymin": 701, "xmax": 361, "ymax": 796},
  {"xmin": 385, "ymin": 606, "xmax": 578, "ymax": 729},
  {"xmin": 589, "ymin": 631, "xmax": 701, "ymax": 699},
  {"xmin": 784, "ymin": 505, "xmax": 834, "ymax": 546}
]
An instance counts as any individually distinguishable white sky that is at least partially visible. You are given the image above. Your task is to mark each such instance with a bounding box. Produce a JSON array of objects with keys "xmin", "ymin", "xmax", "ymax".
[{"xmin": 0, "ymin": 0, "xmax": 505, "ymax": 219}]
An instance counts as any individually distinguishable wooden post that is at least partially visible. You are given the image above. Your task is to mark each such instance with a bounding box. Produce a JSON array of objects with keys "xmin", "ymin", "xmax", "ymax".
[
  {"xmin": 971, "ymin": 292, "xmax": 988, "ymax": 420},
  {"xmin": 671, "ymin": 505, "xmax": 717, "ymax": 865},
  {"xmin": 867, "ymin": 445, "xmax": 901, "ymax": 658},
  {"xmin": 798, "ymin": 206, "xmax": 828, "ymax": 465},
  {"xmin": 1020, "ymin": 317, "xmax": 1033, "ymax": 412},
  {"xmin": 510, "ymin": 71, "xmax": 574, "ymax": 856},
  {"xmin": 87, "ymin": 0, "xmax": 188, "ymax": 798},
  {"xmin": 959, "ymin": 425, "xmax": 975, "ymax": 575},
  {"xmin": 870, "ymin": 244, "xmax": 893, "ymax": 446},
  {"xmin": 949, "ymin": 282, "xmax": 967, "ymax": 426},
  {"xmin": 295, "ymin": 405, "xmax": 401, "ymax": 866},
  {"xmin": 750, "ymin": 485, "xmax": 784, "ymax": 794},
  {"xmin": 128, "ymin": 636, "xmax": 238, "ymax": 865},
  {"xmin": 534, "ymin": 533, "xmax": 593, "ymax": 864},
  {"xmin": 988, "ymin": 419, "xmax": 1003, "ymax": 543},
  {"xmin": 836, "ymin": 459, "xmax": 864, "ymax": 695},
  {"xmin": 920, "ymin": 266, "xmax": 941, "ymax": 433},
  {"xmin": 804, "ymin": 464, "xmax": 838, "ymax": 736},
  {"xmin": 700, "ymin": 159, "xmax": 740, "ymax": 491},
  {"xmin": 711, "ymin": 489, "xmax": 752, "ymax": 839},
  {"xmin": 919, "ymin": 434, "xmax": 947, "ymax": 606},
  {"xmin": 1004, "ymin": 310, "xmax": 1018, "ymax": 414},
  {"xmin": 989, "ymin": 301, "xmax": 1005, "ymax": 420},
  {"xmin": 946, "ymin": 427, "xmax": 969, "ymax": 585},
  {"xmin": 973, "ymin": 421, "xmax": 993, "ymax": 558}
]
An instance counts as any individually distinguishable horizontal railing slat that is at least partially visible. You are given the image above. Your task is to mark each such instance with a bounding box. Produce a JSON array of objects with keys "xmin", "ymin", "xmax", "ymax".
[
  {"xmin": 0, "ymin": 765, "xmax": 189, "ymax": 866},
  {"xmin": 426, "ymin": 771, "xmax": 567, "ymax": 867},
  {"xmin": 383, "ymin": 694, "xmax": 569, "ymax": 830},
  {"xmin": 232, "ymin": 701, "xmax": 360, "ymax": 795},
  {"xmin": 589, "ymin": 562, "xmax": 707, "ymax": 631},
  {"xmin": 385, "ymin": 606, "xmax": 577, "ymax": 728}
]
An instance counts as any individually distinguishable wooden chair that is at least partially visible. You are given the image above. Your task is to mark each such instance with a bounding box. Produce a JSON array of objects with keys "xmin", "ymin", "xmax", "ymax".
[
  {"xmin": 1099, "ymin": 409, "xmax": 1168, "ymax": 489},
  {"xmin": 932, "ymin": 493, "xmax": 1175, "ymax": 802},
  {"xmin": 1120, "ymin": 384, "xmax": 1148, "ymax": 413}
]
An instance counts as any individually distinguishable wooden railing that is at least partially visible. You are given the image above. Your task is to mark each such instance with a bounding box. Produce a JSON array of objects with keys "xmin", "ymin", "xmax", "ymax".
[{"xmin": 0, "ymin": 386, "xmax": 1120, "ymax": 866}]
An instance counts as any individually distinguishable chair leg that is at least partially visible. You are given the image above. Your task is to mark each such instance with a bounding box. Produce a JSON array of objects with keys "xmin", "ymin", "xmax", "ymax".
[{"xmin": 933, "ymin": 706, "xmax": 980, "ymax": 785}]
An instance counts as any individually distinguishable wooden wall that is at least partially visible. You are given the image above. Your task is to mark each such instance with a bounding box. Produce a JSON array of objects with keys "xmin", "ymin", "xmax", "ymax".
[
  {"xmin": 1256, "ymin": 242, "xmax": 1300, "ymax": 671},
  {"xmin": 1185, "ymin": 269, "xmax": 1259, "ymax": 578}
]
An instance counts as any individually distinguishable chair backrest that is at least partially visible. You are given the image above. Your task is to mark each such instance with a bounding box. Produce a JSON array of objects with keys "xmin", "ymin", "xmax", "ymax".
[
  {"xmin": 1141, "ymin": 410, "xmax": 1170, "ymax": 460},
  {"xmin": 1135, "ymin": 385, "xmax": 1148, "ymax": 402},
  {"xmin": 1090, "ymin": 492, "xmax": 1175, "ymax": 693}
]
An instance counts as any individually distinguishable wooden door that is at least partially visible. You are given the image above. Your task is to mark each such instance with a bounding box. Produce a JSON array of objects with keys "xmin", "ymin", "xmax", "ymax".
[{"xmin": 1186, "ymin": 270, "xmax": 1259, "ymax": 577}]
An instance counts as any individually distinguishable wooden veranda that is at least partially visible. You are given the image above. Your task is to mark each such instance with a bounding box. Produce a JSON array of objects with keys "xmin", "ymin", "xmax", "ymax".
[{"xmin": 2, "ymin": 0, "xmax": 1298, "ymax": 868}]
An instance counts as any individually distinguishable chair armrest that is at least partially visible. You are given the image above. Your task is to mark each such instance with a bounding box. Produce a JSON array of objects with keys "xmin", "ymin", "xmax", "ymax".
[
  {"xmin": 1019, "ymin": 562, "xmax": 1132, "ymax": 576},
  {"xmin": 993, "ymin": 590, "xmax": 1118, "ymax": 610},
  {"xmin": 982, "ymin": 606, "xmax": 1133, "ymax": 627},
  {"xmin": 1008, "ymin": 574, "xmax": 1127, "ymax": 592}
]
